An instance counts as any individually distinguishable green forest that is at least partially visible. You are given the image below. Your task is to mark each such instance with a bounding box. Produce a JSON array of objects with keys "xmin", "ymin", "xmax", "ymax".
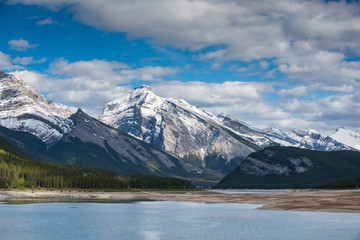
[{"xmin": 0, "ymin": 149, "xmax": 195, "ymax": 191}]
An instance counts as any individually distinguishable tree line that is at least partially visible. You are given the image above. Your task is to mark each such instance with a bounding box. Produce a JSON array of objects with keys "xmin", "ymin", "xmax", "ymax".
[{"xmin": 0, "ymin": 150, "xmax": 194, "ymax": 190}]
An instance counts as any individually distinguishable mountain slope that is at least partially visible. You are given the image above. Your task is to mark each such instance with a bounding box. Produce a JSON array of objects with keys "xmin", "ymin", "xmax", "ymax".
[
  {"xmin": 0, "ymin": 71, "xmax": 74, "ymax": 145},
  {"xmin": 217, "ymin": 113, "xmax": 274, "ymax": 148},
  {"xmin": 46, "ymin": 109, "xmax": 203, "ymax": 177},
  {"xmin": 100, "ymin": 85, "xmax": 261, "ymax": 174},
  {"xmin": 330, "ymin": 128, "xmax": 360, "ymax": 151},
  {"xmin": 261, "ymin": 127, "xmax": 356, "ymax": 151},
  {"xmin": 214, "ymin": 146, "xmax": 360, "ymax": 189}
]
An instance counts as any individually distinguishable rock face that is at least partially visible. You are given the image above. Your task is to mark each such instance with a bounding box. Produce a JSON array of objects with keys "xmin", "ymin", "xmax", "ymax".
[
  {"xmin": 240, "ymin": 150, "xmax": 313, "ymax": 177},
  {"xmin": 48, "ymin": 109, "xmax": 202, "ymax": 176},
  {"xmin": 214, "ymin": 146, "xmax": 360, "ymax": 189},
  {"xmin": 0, "ymin": 71, "xmax": 74, "ymax": 145},
  {"xmin": 100, "ymin": 85, "xmax": 260, "ymax": 173}
]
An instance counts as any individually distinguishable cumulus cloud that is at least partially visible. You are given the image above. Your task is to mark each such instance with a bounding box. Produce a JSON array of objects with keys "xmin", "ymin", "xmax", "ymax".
[
  {"xmin": 279, "ymin": 93, "xmax": 360, "ymax": 130},
  {"xmin": 5, "ymin": 0, "xmax": 360, "ymax": 131},
  {"xmin": 9, "ymin": 1, "xmax": 360, "ymax": 84},
  {"xmin": 12, "ymin": 56, "xmax": 47, "ymax": 65},
  {"xmin": 11, "ymin": 59, "xmax": 181, "ymax": 116},
  {"xmin": 0, "ymin": 51, "xmax": 23, "ymax": 70},
  {"xmin": 151, "ymin": 80, "xmax": 287, "ymax": 128},
  {"xmin": 8, "ymin": 39, "xmax": 38, "ymax": 51}
]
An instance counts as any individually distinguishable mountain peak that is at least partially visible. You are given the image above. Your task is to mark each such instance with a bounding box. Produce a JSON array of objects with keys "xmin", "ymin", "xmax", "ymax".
[
  {"xmin": 134, "ymin": 85, "xmax": 152, "ymax": 92},
  {"xmin": 0, "ymin": 70, "xmax": 11, "ymax": 80}
]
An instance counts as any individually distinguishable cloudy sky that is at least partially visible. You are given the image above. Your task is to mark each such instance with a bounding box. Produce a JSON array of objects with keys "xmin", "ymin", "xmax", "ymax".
[{"xmin": 1, "ymin": 0, "xmax": 359, "ymax": 132}]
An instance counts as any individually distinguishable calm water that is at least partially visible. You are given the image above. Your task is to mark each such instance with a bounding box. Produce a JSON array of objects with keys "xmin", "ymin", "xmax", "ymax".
[{"xmin": 1, "ymin": 201, "xmax": 360, "ymax": 240}]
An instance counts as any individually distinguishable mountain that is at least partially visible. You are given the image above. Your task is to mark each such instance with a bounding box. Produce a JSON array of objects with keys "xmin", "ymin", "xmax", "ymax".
[
  {"xmin": 260, "ymin": 127, "xmax": 305, "ymax": 147},
  {"xmin": 216, "ymin": 113, "xmax": 274, "ymax": 148},
  {"xmin": 100, "ymin": 85, "xmax": 262, "ymax": 174},
  {"xmin": 47, "ymin": 109, "xmax": 203, "ymax": 177},
  {"xmin": 0, "ymin": 72, "xmax": 220, "ymax": 186},
  {"xmin": 0, "ymin": 108, "xmax": 212, "ymax": 185},
  {"xmin": 214, "ymin": 146, "xmax": 360, "ymax": 189},
  {"xmin": 261, "ymin": 127, "xmax": 356, "ymax": 151},
  {"xmin": 0, "ymin": 71, "xmax": 74, "ymax": 145},
  {"xmin": 330, "ymin": 128, "xmax": 360, "ymax": 151}
]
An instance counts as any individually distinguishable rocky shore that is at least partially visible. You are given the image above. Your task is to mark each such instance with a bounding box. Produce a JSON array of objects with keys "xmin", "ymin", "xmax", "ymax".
[{"xmin": 1, "ymin": 190, "xmax": 360, "ymax": 213}]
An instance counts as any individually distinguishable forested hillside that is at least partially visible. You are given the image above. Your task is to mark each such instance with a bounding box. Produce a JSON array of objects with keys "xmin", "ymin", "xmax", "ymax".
[{"xmin": 0, "ymin": 136, "xmax": 194, "ymax": 190}]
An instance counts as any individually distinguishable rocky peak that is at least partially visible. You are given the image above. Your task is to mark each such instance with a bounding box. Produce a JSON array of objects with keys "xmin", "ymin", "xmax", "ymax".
[
  {"xmin": 0, "ymin": 72, "xmax": 74, "ymax": 145},
  {"xmin": 0, "ymin": 71, "xmax": 11, "ymax": 79},
  {"xmin": 0, "ymin": 71, "xmax": 47, "ymax": 104},
  {"xmin": 0, "ymin": 72, "xmax": 73, "ymax": 119},
  {"xmin": 134, "ymin": 85, "xmax": 152, "ymax": 92}
]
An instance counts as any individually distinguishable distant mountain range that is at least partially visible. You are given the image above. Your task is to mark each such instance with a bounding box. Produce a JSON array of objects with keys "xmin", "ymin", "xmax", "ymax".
[
  {"xmin": 260, "ymin": 127, "xmax": 358, "ymax": 151},
  {"xmin": 0, "ymin": 70, "xmax": 359, "ymax": 187}
]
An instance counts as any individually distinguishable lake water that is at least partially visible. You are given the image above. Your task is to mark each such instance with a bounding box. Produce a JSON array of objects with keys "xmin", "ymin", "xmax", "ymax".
[{"xmin": 1, "ymin": 201, "xmax": 360, "ymax": 240}]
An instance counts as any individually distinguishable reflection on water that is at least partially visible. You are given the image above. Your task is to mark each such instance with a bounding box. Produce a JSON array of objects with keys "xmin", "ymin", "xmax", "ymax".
[{"xmin": 0, "ymin": 201, "xmax": 359, "ymax": 240}]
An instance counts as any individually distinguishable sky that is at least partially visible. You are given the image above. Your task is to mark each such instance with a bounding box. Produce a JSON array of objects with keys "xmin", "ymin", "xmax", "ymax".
[{"xmin": 0, "ymin": 0, "xmax": 360, "ymax": 132}]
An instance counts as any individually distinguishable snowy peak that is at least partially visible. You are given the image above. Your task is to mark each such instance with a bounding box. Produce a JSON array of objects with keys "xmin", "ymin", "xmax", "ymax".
[
  {"xmin": 299, "ymin": 129, "xmax": 354, "ymax": 151},
  {"xmin": 330, "ymin": 128, "xmax": 360, "ymax": 151},
  {"xmin": 0, "ymin": 71, "xmax": 74, "ymax": 145},
  {"xmin": 0, "ymin": 71, "xmax": 73, "ymax": 119},
  {"xmin": 101, "ymin": 86, "xmax": 260, "ymax": 174}
]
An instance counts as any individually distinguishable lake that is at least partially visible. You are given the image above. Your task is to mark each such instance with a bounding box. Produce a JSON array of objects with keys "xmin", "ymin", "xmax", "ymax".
[{"xmin": 1, "ymin": 201, "xmax": 360, "ymax": 240}]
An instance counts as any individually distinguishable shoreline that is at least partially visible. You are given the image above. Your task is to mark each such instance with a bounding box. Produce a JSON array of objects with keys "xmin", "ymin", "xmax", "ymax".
[{"xmin": 1, "ymin": 189, "xmax": 360, "ymax": 213}]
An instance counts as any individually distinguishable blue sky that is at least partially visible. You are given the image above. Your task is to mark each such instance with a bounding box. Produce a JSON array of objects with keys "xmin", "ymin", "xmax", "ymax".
[{"xmin": 1, "ymin": 0, "xmax": 360, "ymax": 132}]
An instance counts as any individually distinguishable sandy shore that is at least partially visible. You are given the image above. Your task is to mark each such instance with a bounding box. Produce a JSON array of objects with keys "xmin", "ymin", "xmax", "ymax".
[{"xmin": 1, "ymin": 190, "xmax": 360, "ymax": 213}]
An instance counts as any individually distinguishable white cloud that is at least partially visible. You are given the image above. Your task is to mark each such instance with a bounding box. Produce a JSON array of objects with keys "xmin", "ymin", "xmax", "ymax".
[
  {"xmin": 11, "ymin": 59, "xmax": 181, "ymax": 117},
  {"xmin": 0, "ymin": 52, "xmax": 15, "ymax": 70},
  {"xmin": 36, "ymin": 17, "xmax": 61, "ymax": 26},
  {"xmin": 5, "ymin": 0, "xmax": 360, "ymax": 131},
  {"xmin": 9, "ymin": 0, "xmax": 360, "ymax": 85},
  {"xmin": 8, "ymin": 39, "xmax": 38, "ymax": 51},
  {"xmin": 12, "ymin": 56, "xmax": 47, "ymax": 65},
  {"xmin": 0, "ymin": 51, "xmax": 23, "ymax": 70},
  {"xmin": 12, "ymin": 57, "xmax": 34, "ymax": 65},
  {"xmin": 279, "ymin": 93, "xmax": 360, "ymax": 130},
  {"xmin": 151, "ymin": 80, "xmax": 285, "ymax": 129},
  {"xmin": 278, "ymin": 86, "xmax": 308, "ymax": 97}
]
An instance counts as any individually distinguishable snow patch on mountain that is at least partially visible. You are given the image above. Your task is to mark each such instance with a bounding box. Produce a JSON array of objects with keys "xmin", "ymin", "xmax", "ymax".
[{"xmin": 330, "ymin": 128, "xmax": 360, "ymax": 151}]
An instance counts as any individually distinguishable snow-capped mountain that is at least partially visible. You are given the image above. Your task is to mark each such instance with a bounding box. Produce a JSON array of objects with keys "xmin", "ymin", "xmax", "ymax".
[
  {"xmin": 216, "ymin": 113, "xmax": 274, "ymax": 148},
  {"xmin": 260, "ymin": 127, "xmax": 306, "ymax": 147},
  {"xmin": 299, "ymin": 129, "xmax": 355, "ymax": 151},
  {"xmin": 54, "ymin": 109, "xmax": 202, "ymax": 176},
  {"xmin": 330, "ymin": 128, "xmax": 360, "ymax": 151},
  {"xmin": 0, "ymin": 71, "xmax": 74, "ymax": 145},
  {"xmin": 0, "ymin": 72, "xmax": 207, "ymax": 184},
  {"xmin": 100, "ymin": 85, "xmax": 261, "ymax": 173},
  {"xmin": 261, "ymin": 127, "xmax": 356, "ymax": 151}
]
